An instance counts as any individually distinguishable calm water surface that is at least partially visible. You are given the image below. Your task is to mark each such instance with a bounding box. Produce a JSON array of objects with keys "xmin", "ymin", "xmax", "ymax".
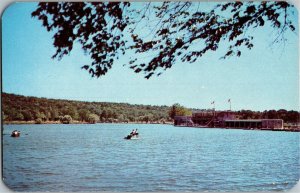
[{"xmin": 2, "ymin": 124, "xmax": 299, "ymax": 192}]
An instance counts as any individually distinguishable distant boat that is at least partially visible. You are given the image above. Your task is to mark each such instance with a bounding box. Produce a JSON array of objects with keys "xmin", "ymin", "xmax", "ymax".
[
  {"xmin": 11, "ymin": 130, "xmax": 20, "ymax": 137},
  {"xmin": 124, "ymin": 133, "xmax": 139, "ymax": 140}
]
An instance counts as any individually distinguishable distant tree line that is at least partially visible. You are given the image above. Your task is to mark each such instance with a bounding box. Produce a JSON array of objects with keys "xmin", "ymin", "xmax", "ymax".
[
  {"xmin": 234, "ymin": 109, "xmax": 299, "ymax": 123},
  {"xmin": 2, "ymin": 93, "xmax": 299, "ymax": 124},
  {"xmin": 2, "ymin": 93, "xmax": 171, "ymax": 124}
]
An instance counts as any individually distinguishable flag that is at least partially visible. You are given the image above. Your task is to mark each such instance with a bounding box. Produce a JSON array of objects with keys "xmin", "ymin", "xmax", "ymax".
[{"xmin": 228, "ymin": 99, "xmax": 231, "ymax": 103}]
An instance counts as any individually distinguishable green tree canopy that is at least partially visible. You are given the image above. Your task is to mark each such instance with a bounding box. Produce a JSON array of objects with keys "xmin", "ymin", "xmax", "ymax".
[
  {"xmin": 32, "ymin": 2, "xmax": 296, "ymax": 79},
  {"xmin": 169, "ymin": 103, "xmax": 192, "ymax": 119},
  {"xmin": 78, "ymin": 109, "xmax": 90, "ymax": 122},
  {"xmin": 87, "ymin": 113, "xmax": 100, "ymax": 124}
]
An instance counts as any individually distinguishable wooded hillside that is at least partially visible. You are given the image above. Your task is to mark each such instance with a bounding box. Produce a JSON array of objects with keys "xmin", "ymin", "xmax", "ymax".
[{"xmin": 2, "ymin": 93, "xmax": 171, "ymax": 124}]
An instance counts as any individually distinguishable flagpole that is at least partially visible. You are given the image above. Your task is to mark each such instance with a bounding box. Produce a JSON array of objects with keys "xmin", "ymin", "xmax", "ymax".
[
  {"xmin": 211, "ymin": 101, "xmax": 215, "ymax": 111},
  {"xmin": 211, "ymin": 101, "xmax": 215, "ymax": 117}
]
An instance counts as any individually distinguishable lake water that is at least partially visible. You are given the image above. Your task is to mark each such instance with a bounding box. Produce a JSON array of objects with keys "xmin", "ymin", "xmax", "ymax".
[{"xmin": 2, "ymin": 124, "xmax": 299, "ymax": 192}]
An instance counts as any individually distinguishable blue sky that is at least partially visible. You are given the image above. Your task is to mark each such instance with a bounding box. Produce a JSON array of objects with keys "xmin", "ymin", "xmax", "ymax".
[{"xmin": 2, "ymin": 2, "xmax": 299, "ymax": 111}]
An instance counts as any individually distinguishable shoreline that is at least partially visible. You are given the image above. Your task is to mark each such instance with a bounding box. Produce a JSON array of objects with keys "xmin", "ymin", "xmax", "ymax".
[
  {"xmin": 2, "ymin": 121, "xmax": 174, "ymax": 125},
  {"xmin": 3, "ymin": 121, "xmax": 299, "ymax": 132}
]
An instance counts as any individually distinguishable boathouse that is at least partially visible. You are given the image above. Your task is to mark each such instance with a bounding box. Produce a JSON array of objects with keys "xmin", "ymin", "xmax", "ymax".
[
  {"xmin": 174, "ymin": 111, "xmax": 284, "ymax": 130},
  {"xmin": 192, "ymin": 111, "xmax": 284, "ymax": 129},
  {"xmin": 223, "ymin": 119, "xmax": 283, "ymax": 130}
]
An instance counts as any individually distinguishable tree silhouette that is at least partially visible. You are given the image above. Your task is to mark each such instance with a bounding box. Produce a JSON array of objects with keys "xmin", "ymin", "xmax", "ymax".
[
  {"xmin": 32, "ymin": 2, "xmax": 296, "ymax": 79},
  {"xmin": 169, "ymin": 103, "xmax": 192, "ymax": 119}
]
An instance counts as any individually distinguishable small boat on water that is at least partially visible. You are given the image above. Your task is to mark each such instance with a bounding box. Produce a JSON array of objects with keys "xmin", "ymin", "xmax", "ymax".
[
  {"xmin": 124, "ymin": 129, "xmax": 139, "ymax": 140},
  {"xmin": 11, "ymin": 130, "xmax": 20, "ymax": 137}
]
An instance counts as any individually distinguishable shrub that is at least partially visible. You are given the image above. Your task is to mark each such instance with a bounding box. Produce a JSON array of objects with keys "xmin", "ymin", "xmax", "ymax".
[
  {"xmin": 60, "ymin": 115, "xmax": 72, "ymax": 124},
  {"xmin": 35, "ymin": 118, "xmax": 42, "ymax": 124}
]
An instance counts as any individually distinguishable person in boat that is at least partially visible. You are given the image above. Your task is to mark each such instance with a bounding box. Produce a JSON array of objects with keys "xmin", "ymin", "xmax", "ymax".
[
  {"xmin": 125, "ymin": 130, "xmax": 133, "ymax": 139},
  {"xmin": 124, "ymin": 130, "xmax": 135, "ymax": 139},
  {"xmin": 125, "ymin": 129, "xmax": 139, "ymax": 139},
  {"xmin": 131, "ymin": 129, "xmax": 138, "ymax": 136},
  {"xmin": 130, "ymin": 129, "xmax": 135, "ymax": 136}
]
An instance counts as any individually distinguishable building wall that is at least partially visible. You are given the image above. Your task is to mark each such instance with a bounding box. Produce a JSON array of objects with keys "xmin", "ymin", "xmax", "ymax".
[
  {"xmin": 224, "ymin": 119, "xmax": 283, "ymax": 129},
  {"xmin": 174, "ymin": 116, "xmax": 193, "ymax": 126},
  {"xmin": 192, "ymin": 111, "xmax": 214, "ymax": 125},
  {"xmin": 224, "ymin": 120, "xmax": 262, "ymax": 128},
  {"xmin": 262, "ymin": 119, "xmax": 283, "ymax": 129},
  {"xmin": 216, "ymin": 112, "xmax": 237, "ymax": 121}
]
